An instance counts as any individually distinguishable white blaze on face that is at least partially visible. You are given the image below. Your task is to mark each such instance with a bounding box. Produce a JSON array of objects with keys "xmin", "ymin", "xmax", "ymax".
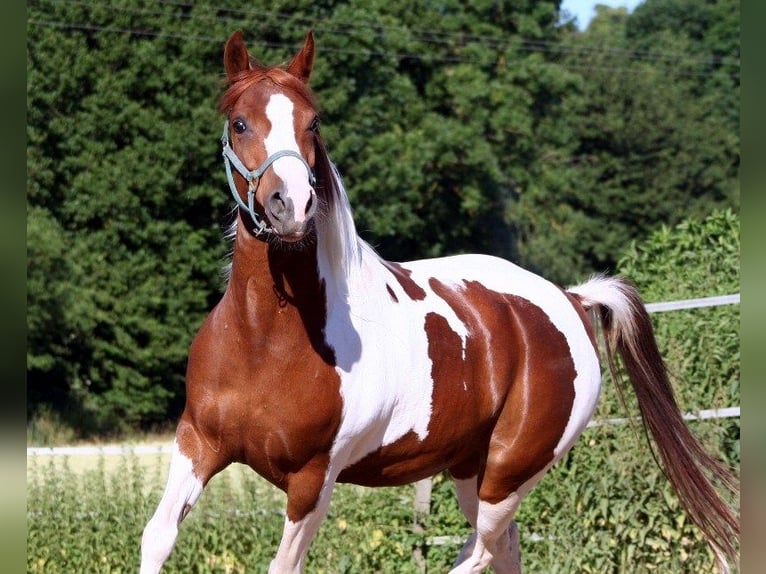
[{"xmin": 264, "ymin": 93, "xmax": 314, "ymax": 223}]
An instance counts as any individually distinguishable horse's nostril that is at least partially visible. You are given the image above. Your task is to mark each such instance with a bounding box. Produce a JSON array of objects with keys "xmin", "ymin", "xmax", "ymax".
[
  {"xmin": 268, "ymin": 192, "xmax": 286, "ymax": 216},
  {"xmin": 305, "ymin": 194, "xmax": 315, "ymax": 216}
]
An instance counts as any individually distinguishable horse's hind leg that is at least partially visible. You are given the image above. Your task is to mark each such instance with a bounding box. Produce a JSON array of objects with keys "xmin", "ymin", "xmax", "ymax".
[
  {"xmin": 140, "ymin": 419, "xmax": 222, "ymax": 574},
  {"xmin": 495, "ymin": 520, "xmax": 522, "ymax": 574},
  {"xmin": 449, "ymin": 491, "xmax": 523, "ymax": 574},
  {"xmin": 452, "ymin": 476, "xmax": 523, "ymax": 574},
  {"xmin": 455, "ymin": 524, "xmax": 522, "ymax": 574}
]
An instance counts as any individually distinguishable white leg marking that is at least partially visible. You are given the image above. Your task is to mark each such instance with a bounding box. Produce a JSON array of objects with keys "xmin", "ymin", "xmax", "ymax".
[
  {"xmin": 489, "ymin": 521, "xmax": 523, "ymax": 574},
  {"xmin": 453, "ymin": 476, "xmax": 480, "ymax": 568},
  {"xmin": 454, "ymin": 476, "xmax": 479, "ymax": 527},
  {"xmin": 449, "ymin": 493, "xmax": 521, "ymax": 574},
  {"xmin": 140, "ymin": 441, "xmax": 204, "ymax": 574},
  {"xmin": 268, "ymin": 481, "xmax": 335, "ymax": 574},
  {"xmin": 453, "ymin": 477, "xmax": 523, "ymax": 574},
  {"xmin": 454, "ymin": 531, "xmax": 478, "ymax": 569}
]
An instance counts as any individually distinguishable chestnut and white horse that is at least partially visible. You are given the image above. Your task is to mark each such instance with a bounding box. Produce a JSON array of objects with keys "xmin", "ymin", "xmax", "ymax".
[{"xmin": 140, "ymin": 31, "xmax": 738, "ymax": 573}]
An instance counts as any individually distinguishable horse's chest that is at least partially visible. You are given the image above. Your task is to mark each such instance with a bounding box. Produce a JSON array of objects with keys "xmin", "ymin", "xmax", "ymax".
[{"xmin": 187, "ymin": 311, "xmax": 344, "ymax": 476}]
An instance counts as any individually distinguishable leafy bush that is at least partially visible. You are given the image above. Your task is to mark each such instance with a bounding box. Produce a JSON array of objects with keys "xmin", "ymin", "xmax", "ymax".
[{"xmin": 617, "ymin": 208, "xmax": 740, "ymax": 464}]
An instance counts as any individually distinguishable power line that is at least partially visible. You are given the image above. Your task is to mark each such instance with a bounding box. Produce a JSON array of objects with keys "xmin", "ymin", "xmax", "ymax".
[
  {"xmin": 136, "ymin": 0, "xmax": 743, "ymax": 67},
  {"xmin": 27, "ymin": 17, "xmax": 736, "ymax": 79},
  {"xmin": 26, "ymin": 19, "xmax": 494, "ymax": 66},
  {"xmin": 31, "ymin": 0, "xmax": 739, "ymax": 70}
]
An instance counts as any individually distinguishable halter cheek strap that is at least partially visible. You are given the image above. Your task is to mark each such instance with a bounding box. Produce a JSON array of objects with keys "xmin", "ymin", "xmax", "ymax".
[{"xmin": 221, "ymin": 121, "xmax": 317, "ymax": 235}]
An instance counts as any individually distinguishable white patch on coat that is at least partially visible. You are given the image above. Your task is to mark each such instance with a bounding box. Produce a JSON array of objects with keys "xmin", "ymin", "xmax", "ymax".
[{"xmin": 322, "ymin": 253, "xmax": 442, "ymax": 465}]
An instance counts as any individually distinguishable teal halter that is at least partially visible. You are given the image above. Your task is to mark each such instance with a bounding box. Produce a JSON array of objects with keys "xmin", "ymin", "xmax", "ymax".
[{"xmin": 221, "ymin": 121, "xmax": 316, "ymax": 235}]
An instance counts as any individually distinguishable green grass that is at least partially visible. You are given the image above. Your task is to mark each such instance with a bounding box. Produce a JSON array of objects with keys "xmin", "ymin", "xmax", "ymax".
[{"xmin": 27, "ymin": 414, "xmax": 738, "ymax": 573}]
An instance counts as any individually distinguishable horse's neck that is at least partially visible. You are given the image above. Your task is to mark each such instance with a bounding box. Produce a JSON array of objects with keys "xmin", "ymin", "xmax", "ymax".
[
  {"xmin": 225, "ymin": 197, "xmax": 374, "ymax": 320},
  {"xmin": 228, "ymin": 228, "xmax": 326, "ymax": 318},
  {"xmin": 224, "ymin": 221, "xmax": 338, "ymax": 366}
]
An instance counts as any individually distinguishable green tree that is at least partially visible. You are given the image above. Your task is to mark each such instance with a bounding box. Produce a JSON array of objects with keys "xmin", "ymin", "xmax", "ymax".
[
  {"xmin": 27, "ymin": 0, "xmax": 233, "ymax": 433},
  {"xmin": 28, "ymin": 0, "xmax": 579, "ymax": 434},
  {"xmin": 627, "ymin": 0, "xmax": 740, "ymax": 143},
  {"xmin": 310, "ymin": 0, "xmax": 572, "ymax": 261},
  {"xmin": 514, "ymin": 0, "xmax": 739, "ymax": 284}
]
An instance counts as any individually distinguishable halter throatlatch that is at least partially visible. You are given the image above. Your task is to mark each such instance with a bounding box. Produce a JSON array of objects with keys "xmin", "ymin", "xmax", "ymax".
[{"xmin": 221, "ymin": 121, "xmax": 317, "ymax": 235}]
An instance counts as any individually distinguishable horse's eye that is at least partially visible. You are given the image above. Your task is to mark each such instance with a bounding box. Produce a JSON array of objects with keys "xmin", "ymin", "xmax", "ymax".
[
  {"xmin": 232, "ymin": 119, "xmax": 247, "ymax": 134},
  {"xmin": 309, "ymin": 116, "xmax": 320, "ymax": 133}
]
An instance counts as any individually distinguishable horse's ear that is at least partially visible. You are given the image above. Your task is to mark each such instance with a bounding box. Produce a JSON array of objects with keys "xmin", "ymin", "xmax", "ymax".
[
  {"xmin": 286, "ymin": 31, "xmax": 315, "ymax": 84},
  {"xmin": 224, "ymin": 30, "xmax": 251, "ymax": 80}
]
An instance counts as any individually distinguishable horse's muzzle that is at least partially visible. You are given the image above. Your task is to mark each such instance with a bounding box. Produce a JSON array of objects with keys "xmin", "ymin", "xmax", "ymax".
[{"xmin": 265, "ymin": 188, "xmax": 317, "ymax": 240}]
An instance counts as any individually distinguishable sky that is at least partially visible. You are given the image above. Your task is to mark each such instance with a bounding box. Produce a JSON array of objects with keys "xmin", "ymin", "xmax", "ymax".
[{"xmin": 560, "ymin": 0, "xmax": 645, "ymax": 30}]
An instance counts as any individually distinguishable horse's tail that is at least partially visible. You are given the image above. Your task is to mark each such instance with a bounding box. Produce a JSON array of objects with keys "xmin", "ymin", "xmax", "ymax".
[{"xmin": 568, "ymin": 275, "xmax": 739, "ymax": 572}]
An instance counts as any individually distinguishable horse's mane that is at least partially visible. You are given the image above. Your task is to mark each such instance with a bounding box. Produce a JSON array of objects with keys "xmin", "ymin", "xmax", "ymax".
[{"xmin": 219, "ymin": 65, "xmax": 366, "ymax": 285}]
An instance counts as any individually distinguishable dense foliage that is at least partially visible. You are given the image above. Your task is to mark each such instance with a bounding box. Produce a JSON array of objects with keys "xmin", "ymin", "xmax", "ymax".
[
  {"xmin": 27, "ymin": 0, "xmax": 739, "ymax": 435},
  {"xmin": 513, "ymin": 0, "xmax": 739, "ymax": 281}
]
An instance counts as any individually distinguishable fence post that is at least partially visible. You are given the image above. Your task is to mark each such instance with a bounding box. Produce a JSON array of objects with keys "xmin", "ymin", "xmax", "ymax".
[{"xmin": 413, "ymin": 477, "xmax": 433, "ymax": 572}]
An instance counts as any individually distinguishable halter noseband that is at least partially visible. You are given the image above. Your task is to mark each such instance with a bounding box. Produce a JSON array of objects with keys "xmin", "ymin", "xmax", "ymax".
[{"xmin": 221, "ymin": 121, "xmax": 317, "ymax": 235}]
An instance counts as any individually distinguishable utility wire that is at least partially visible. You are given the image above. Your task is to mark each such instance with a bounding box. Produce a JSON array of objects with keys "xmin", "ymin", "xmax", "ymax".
[
  {"xmin": 28, "ymin": 17, "xmax": 737, "ymax": 79},
  {"xmin": 32, "ymin": 0, "xmax": 740, "ymax": 69}
]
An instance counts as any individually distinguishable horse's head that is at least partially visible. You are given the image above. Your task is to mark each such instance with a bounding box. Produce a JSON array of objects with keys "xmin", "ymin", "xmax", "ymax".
[{"xmin": 220, "ymin": 30, "xmax": 319, "ymax": 241}]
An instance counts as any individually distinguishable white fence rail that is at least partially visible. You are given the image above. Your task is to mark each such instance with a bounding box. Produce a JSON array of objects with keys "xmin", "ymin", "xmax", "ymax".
[
  {"xmin": 28, "ymin": 403, "xmax": 742, "ymax": 457},
  {"xmin": 586, "ymin": 406, "xmax": 740, "ymax": 428},
  {"xmin": 28, "ymin": 444, "xmax": 173, "ymax": 456},
  {"xmin": 644, "ymin": 293, "xmax": 739, "ymax": 313}
]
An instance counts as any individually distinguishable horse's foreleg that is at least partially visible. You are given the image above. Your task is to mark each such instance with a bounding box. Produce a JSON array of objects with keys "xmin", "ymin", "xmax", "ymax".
[
  {"xmin": 140, "ymin": 422, "xmax": 219, "ymax": 574},
  {"xmin": 269, "ymin": 456, "xmax": 335, "ymax": 574}
]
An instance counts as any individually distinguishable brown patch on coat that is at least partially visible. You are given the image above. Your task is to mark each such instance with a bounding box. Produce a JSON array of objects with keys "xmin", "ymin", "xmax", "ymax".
[
  {"xmin": 386, "ymin": 283, "xmax": 399, "ymax": 303},
  {"xmin": 431, "ymin": 279, "xmax": 577, "ymax": 503},
  {"xmin": 382, "ymin": 261, "xmax": 427, "ymax": 301}
]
